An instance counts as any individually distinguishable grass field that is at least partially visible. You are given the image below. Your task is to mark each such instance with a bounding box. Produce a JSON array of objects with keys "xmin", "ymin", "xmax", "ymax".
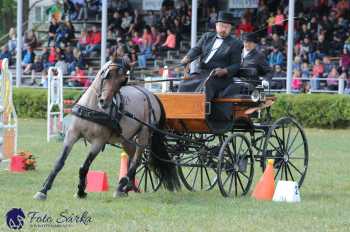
[{"xmin": 0, "ymin": 119, "xmax": 349, "ymax": 232}]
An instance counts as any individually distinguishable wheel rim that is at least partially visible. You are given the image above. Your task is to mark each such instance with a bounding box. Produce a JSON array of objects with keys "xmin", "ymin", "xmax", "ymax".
[
  {"xmin": 135, "ymin": 151, "xmax": 162, "ymax": 192},
  {"xmin": 217, "ymin": 134, "xmax": 254, "ymax": 198},
  {"xmin": 262, "ymin": 117, "xmax": 308, "ymax": 187},
  {"xmin": 176, "ymin": 134, "xmax": 219, "ymax": 191}
]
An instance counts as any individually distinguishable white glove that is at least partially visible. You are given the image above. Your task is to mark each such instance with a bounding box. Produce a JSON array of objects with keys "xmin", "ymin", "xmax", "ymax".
[{"xmin": 262, "ymin": 80, "xmax": 269, "ymax": 88}]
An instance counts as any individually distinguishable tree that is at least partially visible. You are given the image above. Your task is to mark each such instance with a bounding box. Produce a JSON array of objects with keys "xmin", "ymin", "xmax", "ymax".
[{"xmin": 0, "ymin": 0, "xmax": 16, "ymax": 38}]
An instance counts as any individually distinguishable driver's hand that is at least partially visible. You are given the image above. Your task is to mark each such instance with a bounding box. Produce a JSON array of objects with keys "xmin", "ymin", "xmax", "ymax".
[
  {"xmin": 214, "ymin": 68, "xmax": 228, "ymax": 77},
  {"xmin": 180, "ymin": 56, "xmax": 190, "ymax": 65},
  {"xmin": 262, "ymin": 80, "xmax": 269, "ymax": 88}
]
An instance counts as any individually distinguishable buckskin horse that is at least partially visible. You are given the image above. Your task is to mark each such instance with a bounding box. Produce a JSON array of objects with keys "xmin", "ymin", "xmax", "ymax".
[{"xmin": 34, "ymin": 58, "xmax": 180, "ymax": 200}]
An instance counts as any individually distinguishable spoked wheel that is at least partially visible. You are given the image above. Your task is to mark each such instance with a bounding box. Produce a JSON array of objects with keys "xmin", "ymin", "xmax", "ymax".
[
  {"xmin": 262, "ymin": 117, "xmax": 308, "ymax": 187},
  {"xmin": 135, "ymin": 150, "xmax": 162, "ymax": 192},
  {"xmin": 177, "ymin": 134, "xmax": 220, "ymax": 191},
  {"xmin": 217, "ymin": 134, "xmax": 254, "ymax": 198}
]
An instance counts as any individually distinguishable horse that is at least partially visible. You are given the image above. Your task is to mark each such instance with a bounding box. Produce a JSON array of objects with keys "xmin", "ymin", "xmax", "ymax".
[{"xmin": 34, "ymin": 59, "xmax": 180, "ymax": 200}]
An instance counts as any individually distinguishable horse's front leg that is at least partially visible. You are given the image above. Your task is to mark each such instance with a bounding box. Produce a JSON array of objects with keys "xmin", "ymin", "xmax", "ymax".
[
  {"xmin": 34, "ymin": 129, "xmax": 80, "ymax": 201},
  {"xmin": 76, "ymin": 141, "xmax": 105, "ymax": 199}
]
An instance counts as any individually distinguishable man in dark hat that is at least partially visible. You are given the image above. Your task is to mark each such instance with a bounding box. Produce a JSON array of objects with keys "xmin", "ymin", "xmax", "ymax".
[
  {"xmin": 178, "ymin": 11, "xmax": 243, "ymax": 101},
  {"xmin": 239, "ymin": 32, "xmax": 272, "ymax": 83}
]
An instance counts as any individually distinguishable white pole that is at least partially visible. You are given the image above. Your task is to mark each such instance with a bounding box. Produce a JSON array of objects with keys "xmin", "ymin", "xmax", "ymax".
[
  {"xmin": 101, "ymin": 0, "xmax": 108, "ymax": 67},
  {"xmin": 190, "ymin": 0, "xmax": 198, "ymax": 72},
  {"xmin": 286, "ymin": 0, "xmax": 295, "ymax": 94},
  {"xmin": 16, "ymin": 0, "xmax": 23, "ymax": 87}
]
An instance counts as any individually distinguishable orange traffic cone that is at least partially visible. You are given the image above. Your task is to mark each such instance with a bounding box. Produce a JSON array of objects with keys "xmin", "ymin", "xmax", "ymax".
[
  {"xmin": 86, "ymin": 171, "xmax": 109, "ymax": 192},
  {"xmin": 252, "ymin": 159, "xmax": 275, "ymax": 201},
  {"xmin": 118, "ymin": 151, "xmax": 129, "ymax": 181}
]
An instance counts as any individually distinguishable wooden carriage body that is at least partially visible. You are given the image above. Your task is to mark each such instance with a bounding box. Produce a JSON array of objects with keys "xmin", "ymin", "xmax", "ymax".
[{"xmin": 155, "ymin": 93, "xmax": 276, "ymax": 133}]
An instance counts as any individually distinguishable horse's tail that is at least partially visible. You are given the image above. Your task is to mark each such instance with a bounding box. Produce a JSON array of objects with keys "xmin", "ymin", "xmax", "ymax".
[{"xmin": 150, "ymin": 95, "xmax": 181, "ymax": 191}]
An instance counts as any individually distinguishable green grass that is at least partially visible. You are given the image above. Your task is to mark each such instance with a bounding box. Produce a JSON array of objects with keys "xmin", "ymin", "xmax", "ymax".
[{"xmin": 1, "ymin": 119, "xmax": 350, "ymax": 232}]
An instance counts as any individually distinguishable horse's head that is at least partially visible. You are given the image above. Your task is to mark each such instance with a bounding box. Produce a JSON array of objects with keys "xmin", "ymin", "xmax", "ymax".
[{"xmin": 97, "ymin": 58, "xmax": 130, "ymax": 109}]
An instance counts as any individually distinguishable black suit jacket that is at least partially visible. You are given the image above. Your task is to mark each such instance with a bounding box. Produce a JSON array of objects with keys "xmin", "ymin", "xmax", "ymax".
[
  {"xmin": 186, "ymin": 32, "xmax": 243, "ymax": 78},
  {"xmin": 240, "ymin": 48, "xmax": 272, "ymax": 81}
]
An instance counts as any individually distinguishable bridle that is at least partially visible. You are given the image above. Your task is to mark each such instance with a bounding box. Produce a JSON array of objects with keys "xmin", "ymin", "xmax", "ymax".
[{"xmin": 92, "ymin": 60, "xmax": 129, "ymax": 101}]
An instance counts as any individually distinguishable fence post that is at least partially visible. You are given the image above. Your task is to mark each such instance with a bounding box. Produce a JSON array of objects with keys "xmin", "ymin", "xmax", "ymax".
[
  {"xmin": 0, "ymin": 58, "xmax": 18, "ymax": 161},
  {"xmin": 338, "ymin": 78, "xmax": 344, "ymax": 94},
  {"xmin": 47, "ymin": 67, "xmax": 63, "ymax": 142}
]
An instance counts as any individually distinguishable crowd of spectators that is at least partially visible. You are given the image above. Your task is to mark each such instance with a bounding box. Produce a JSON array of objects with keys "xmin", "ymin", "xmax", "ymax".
[{"xmin": 1, "ymin": 0, "xmax": 350, "ymax": 93}]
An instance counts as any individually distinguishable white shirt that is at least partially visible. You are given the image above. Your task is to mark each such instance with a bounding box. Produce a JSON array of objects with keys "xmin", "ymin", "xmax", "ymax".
[
  {"xmin": 204, "ymin": 36, "xmax": 224, "ymax": 64},
  {"xmin": 242, "ymin": 48, "xmax": 252, "ymax": 59}
]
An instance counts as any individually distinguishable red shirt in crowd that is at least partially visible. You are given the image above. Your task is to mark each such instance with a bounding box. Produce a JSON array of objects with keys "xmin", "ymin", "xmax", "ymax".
[{"xmin": 89, "ymin": 31, "xmax": 101, "ymax": 45}]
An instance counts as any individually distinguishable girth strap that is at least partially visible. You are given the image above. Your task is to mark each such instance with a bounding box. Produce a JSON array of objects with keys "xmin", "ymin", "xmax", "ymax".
[{"xmin": 72, "ymin": 104, "xmax": 122, "ymax": 135}]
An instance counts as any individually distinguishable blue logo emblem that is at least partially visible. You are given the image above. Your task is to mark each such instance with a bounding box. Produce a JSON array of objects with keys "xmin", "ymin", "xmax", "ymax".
[{"xmin": 6, "ymin": 208, "xmax": 25, "ymax": 230}]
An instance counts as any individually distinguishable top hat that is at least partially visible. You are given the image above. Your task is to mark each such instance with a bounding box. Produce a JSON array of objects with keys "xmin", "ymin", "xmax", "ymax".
[
  {"xmin": 216, "ymin": 11, "xmax": 234, "ymax": 25},
  {"xmin": 242, "ymin": 33, "xmax": 258, "ymax": 43}
]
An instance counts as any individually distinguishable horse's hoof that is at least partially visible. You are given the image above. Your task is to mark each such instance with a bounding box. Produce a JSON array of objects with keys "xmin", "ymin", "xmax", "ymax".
[
  {"xmin": 33, "ymin": 192, "xmax": 47, "ymax": 201},
  {"xmin": 113, "ymin": 191, "xmax": 128, "ymax": 198},
  {"xmin": 74, "ymin": 192, "xmax": 87, "ymax": 199}
]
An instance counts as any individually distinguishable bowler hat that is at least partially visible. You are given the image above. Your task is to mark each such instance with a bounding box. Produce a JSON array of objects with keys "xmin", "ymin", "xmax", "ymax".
[
  {"xmin": 242, "ymin": 33, "xmax": 258, "ymax": 43},
  {"xmin": 216, "ymin": 11, "xmax": 234, "ymax": 25}
]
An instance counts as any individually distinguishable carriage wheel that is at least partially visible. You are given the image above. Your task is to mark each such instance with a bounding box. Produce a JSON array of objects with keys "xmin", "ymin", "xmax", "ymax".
[
  {"xmin": 135, "ymin": 150, "xmax": 162, "ymax": 192},
  {"xmin": 177, "ymin": 135, "xmax": 220, "ymax": 191},
  {"xmin": 177, "ymin": 151, "xmax": 218, "ymax": 191},
  {"xmin": 217, "ymin": 134, "xmax": 254, "ymax": 198},
  {"xmin": 262, "ymin": 117, "xmax": 308, "ymax": 187}
]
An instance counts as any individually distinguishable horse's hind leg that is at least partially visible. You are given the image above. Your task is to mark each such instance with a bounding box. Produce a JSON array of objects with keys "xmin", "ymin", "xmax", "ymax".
[
  {"xmin": 115, "ymin": 129, "xmax": 147, "ymax": 197},
  {"xmin": 76, "ymin": 141, "xmax": 104, "ymax": 199},
  {"xmin": 34, "ymin": 129, "xmax": 80, "ymax": 201}
]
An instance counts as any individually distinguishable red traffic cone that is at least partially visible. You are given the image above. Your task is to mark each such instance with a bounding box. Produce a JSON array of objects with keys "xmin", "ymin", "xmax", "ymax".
[
  {"xmin": 252, "ymin": 159, "xmax": 275, "ymax": 201},
  {"xmin": 10, "ymin": 155, "xmax": 26, "ymax": 173},
  {"xmin": 86, "ymin": 171, "xmax": 109, "ymax": 192}
]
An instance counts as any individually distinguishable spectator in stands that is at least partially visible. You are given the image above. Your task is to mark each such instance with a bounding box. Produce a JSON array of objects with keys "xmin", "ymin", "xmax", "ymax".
[
  {"xmin": 268, "ymin": 46, "xmax": 284, "ymax": 67},
  {"xmin": 137, "ymin": 39, "xmax": 152, "ymax": 69},
  {"xmin": 68, "ymin": 66, "xmax": 88, "ymax": 87},
  {"xmin": 327, "ymin": 67, "xmax": 339, "ymax": 90},
  {"xmin": 292, "ymin": 69, "xmax": 302, "ymax": 91},
  {"xmin": 77, "ymin": 29, "xmax": 89, "ymax": 52},
  {"xmin": 271, "ymin": 65, "xmax": 286, "ymax": 89},
  {"xmin": 131, "ymin": 31, "xmax": 142, "ymax": 46},
  {"xmin": 128, "ymin": 9, "xmax": 144, "ymax": 34},
  {"xmin": 88, "ymin": 0, "xmax": 102, "ymax": 16},
  {"xmin": 316, "ymin": 34, "xmax": 329, "ymax": 56},
  {"xmin": 77, "ymin": 0, "xmax": 88, "ymax": 21},
  {"xmin": 64, "ymin": 0, "xmax": 77, "ymax": 20},
  {"xmin": 22, "ymin": 47, "xmax": 35, "ymax": 74},
  {"xmin": 311, "ymin": 58, "xmax": 324, "ymax": 90},
  {"xmin": 235, "ymin": 17, "xmax": 254, "ymax": 37},
  {"xmin": 121, "ymin": 11, "xmax": 133, "ymax": 33},
  {"xmin": 48, "ymin": 18, "xmax": 59, "ymax": 46},
  {"xmin": 273, "ymin": 8, "xmax": 285, "ymax": 36},
  {"xmin": 115, "ymin": 0, "xmax": 130, "ymax": 13},
  {"xmin": 30, "ymin": 56, "xmax": 44, "ymax": 85},
  {"xmin": 266, "ymin": 12, "xmax": 275, "ymax": 37},
  {"xmin": 109, "ymin": 12, "xmax": 122, "ymax": 32},
  {"xmin": 0, "ymin": 46, "xmax": 12, "ymax": 63},
  {"xmin": 293, "ymin": 56, "xmax": 302, "ymax": 71},
  {"xmin": 41, "ymin": 47, "xmax": 51, "ymax": 69},
  {"xmin": 301, "ymin": 62, "xmax": 310, "ymax": 78},
  {"xmin": 270, "ymin": 33, "xmax": 284, "ymax": 51},
  {"xmin": 160, "ymin": 29, "xmax": 176, "ymax": 54},
  {"xmin": 24, "ymin": 30, "xmax": 39, "ymax": 50},
  {"xmin": 55, "ymin": 55, "xmax": 68, "ymax": 75},
  {"xmin": 208, "ymin": 7, "xmax": 217, "ymax": 30},
  {"xmin": 340, "ymin": 48, "xmax": 350, "ymax": 71},
  {"xmin": 322, "ymin": 56, "xmax": 333, "ymax": 77},
  {"xmin": 7, "ymin": 28, "xmax": 16, "ymax": 55},
  {"xmin": 83, "ymin": 25, "xmax": 101, "ymax": 56},
  {"xmin": 48, "ymin": 46, "xmax": 57, "ymax": 65}
]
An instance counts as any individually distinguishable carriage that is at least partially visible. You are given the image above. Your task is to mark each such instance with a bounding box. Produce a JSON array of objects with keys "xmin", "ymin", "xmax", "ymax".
[{"xmin": 134, "ymin": 83, "xmax": 309, "ymax": 198}]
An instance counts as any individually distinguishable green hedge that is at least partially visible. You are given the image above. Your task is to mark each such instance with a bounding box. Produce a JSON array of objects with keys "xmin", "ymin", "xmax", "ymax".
[
  {"xmin": 12, "ymin": 88, "xmax": 350, "ymax": 128},
  {"xmin": 13, "ymin": 88, "xmax": 82, "ymax": 118},
  {"xmin": 271, "ymin": 94, "xmax": 350, "ymax": 128}
]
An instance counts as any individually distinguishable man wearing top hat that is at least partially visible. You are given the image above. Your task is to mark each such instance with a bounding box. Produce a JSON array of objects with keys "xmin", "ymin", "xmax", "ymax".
[
  {"xmin": 240, "ymin": 32, "xmax": 272, "ymax": 83},
  {"xmin": 178, "ymin": 11, "xmax": 243, "ymax": 101}
]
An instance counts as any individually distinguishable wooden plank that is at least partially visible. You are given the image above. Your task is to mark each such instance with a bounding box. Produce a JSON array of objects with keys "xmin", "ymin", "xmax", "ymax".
[{"xmin": 156, "ymin": 93, "xmax": 206, "ymax": 119}]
